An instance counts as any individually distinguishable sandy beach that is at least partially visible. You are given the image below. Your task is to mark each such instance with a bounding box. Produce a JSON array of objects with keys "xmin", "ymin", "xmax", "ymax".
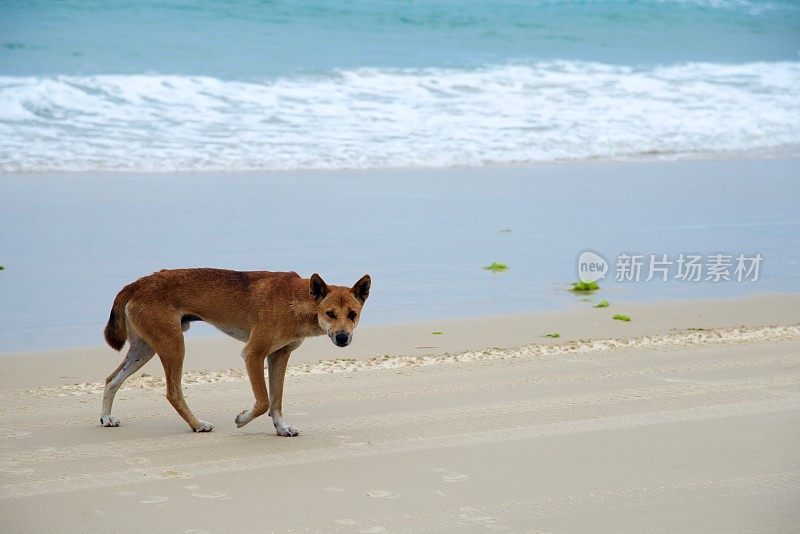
[{"xmin": 1, "ymin": 294, "xmax": 798, "ymax": 532}]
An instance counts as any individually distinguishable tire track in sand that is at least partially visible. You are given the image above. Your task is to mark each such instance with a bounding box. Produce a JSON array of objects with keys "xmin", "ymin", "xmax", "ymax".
[{"xmin": 2, "ymin": 396, "xmax": 799, "ymax": 500}]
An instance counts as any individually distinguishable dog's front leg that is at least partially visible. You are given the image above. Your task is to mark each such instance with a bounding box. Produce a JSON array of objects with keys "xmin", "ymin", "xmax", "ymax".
[
  {"xmin": 235, "ymin": 339, "xmax": 272, "ymax": 428},
  {"xmin": 268, "ymin": 344, "xmax": 299, "ymax": 436}
]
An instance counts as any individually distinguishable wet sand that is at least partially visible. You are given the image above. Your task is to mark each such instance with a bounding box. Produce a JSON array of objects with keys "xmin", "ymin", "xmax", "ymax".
[{"xmin": 2, "ymin": 157, "xmax": 799, "ymax": 353}]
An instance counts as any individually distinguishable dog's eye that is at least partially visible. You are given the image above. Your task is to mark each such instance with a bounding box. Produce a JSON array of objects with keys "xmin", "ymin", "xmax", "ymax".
[
  {"xmin": 347, "ymin": 310, "xmax": 357, "ymax": 321},
  {"xmin": 326, "ymin": 310, "xmax": 337, "ymax": 319}
]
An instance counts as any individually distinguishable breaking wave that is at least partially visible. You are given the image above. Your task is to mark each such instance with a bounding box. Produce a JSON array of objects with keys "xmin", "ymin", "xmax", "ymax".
[{"xmin": 2, "ymin": 60, "xmax": 799, "ymax": 172}]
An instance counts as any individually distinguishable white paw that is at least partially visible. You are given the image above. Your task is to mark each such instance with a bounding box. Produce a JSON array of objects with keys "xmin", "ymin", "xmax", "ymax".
[
  {"xmin": 235, "ymin": 410, "xmax": 251, "ymax": 428},
  {"xmin": 193, "ymin": 421, "xmax": 214, "ymax": 432},
  {"xmin": 100, "ymin": 415, "xmax": 120, "ymax": 427},
  {"xmin": 274, "ymin": 420, "xmax": 300, "ymax": 437}
]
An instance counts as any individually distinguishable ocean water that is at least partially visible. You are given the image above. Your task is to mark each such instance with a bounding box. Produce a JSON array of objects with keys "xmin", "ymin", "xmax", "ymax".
[
  {"xmin": 1, "ymin": 0, "xmax": 799, "ymax": 171},
  {"xmin": 1, "ymin": 159, "xmax": 799, "ymax": 352}
]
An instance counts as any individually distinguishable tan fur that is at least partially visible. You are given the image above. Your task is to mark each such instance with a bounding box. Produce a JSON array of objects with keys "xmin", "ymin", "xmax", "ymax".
[{"xmin": 100, "ymin": 268, "xmax": 370, "ymax": 434}]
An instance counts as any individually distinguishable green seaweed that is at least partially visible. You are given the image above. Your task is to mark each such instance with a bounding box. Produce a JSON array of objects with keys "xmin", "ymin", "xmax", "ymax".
[
  {"xmin": 431, "ymin": 331, "xmax": 443, "ymax": 335},
  {"xmin": 0, "ymin": 265, "xmax": 4, "ymax": 270},
  {"xmin": 542, "ymin": 332, "xmax": 560, "ymax": 339},
  {"xmin": 571, "ymin": 280, "xmax": 599, "ymax": 292},
  {"xmin": 595, "ymin": 299, "xmax": 609, "ymax": 308},
  {"xmin": 612, "ymin": 314, "xmax": 631, "ymax": 322},
  {"xmin": 483, "ymin": 262, "xmax": 509, "ymax": 273},
  {"xmin": 499, "ymin": 229, "xmax": 512, "ymax": 234}
]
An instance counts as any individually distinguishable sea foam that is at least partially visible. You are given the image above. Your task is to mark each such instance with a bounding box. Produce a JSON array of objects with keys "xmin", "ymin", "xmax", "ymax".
[{"xmin": 1, "ymin": 60, "xmax": 799, "ymax": 172}]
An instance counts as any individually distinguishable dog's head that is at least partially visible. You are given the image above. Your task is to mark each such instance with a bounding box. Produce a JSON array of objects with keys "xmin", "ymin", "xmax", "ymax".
[{"xmin": 310, "ymin": 273, "xmax": 371, "ymax": 347}]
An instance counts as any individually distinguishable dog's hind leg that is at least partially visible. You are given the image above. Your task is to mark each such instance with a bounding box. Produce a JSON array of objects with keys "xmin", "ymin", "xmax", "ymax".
[
  {"xmin": 153, "ymin": 332, "xmax": 213, "ymax": 432},
  {"xmin": 161, "ymin": 344, "xmax": 213, "ymax": 432},
  {"xmin": 100, "ymin": 336, "xmax": 155, "ymax": 427},
  {"xmin": 130, "ymin": 309, "xmax": 213, "ymax": 433}
]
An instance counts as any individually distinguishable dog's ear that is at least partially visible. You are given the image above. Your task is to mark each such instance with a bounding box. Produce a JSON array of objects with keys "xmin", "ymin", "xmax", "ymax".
[
  {"xmin": 351, "ymin": 274, "xmax": 371, "ymax": 303},
  {"xmin": 310, "ymin": 273, "xmax": 328, "ymax": 302}
]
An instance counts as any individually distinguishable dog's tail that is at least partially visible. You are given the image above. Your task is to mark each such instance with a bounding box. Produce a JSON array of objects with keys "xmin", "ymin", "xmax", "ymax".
[{"xmin": 104, "ymin": 283, "xmax": 135, "ymax": 351}]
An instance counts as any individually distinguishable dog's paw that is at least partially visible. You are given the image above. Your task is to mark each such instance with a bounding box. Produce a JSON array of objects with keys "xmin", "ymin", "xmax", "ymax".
[
  {"xmin": 100, "ymin": 415, "xmax": 120, "ymax": 427},
  {"xmin": 235, "ymin": 410, "xmax": 251, "ymax": 428},
  {"xmin": 276, "ymin": 425, "xmax": 300, "ymax": 437},
  {"xmin": 193, "ymin": 421, "xmax": 214, "ymax": 432},
  {"xmin": 274, "ymin": 420, "xmax": 300, "ymax": 437}
]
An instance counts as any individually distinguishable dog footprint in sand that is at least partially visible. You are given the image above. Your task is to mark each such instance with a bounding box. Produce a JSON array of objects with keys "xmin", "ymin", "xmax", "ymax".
[
  {"xmin": 365, "ymin": 490, "xmax": 399, "ymax": 499},
  {"xmin": 432, "ymin": 467, "xmax": 469, "ymax": 482},
  {"xmin": 182, "ymin": 484, "xmax": 231, "ymax": 500},
  {"xmin": 123, "ymin": 456, "xmax": 151, "ymax": 467},
  {"xmin": 334, "ymin": 521, "xmax": 383, "ymax": 533},
  {"xmin": 117, "ymin": 489, "xmax": 167, "ymax": 506},
  {"xmin": 191, "ymin": 492, "xmax": 232, "ymax": 500},
  {"xmin": 458, "ymin": 507, "xmax": 511, "ymax": 530},
  {"xmin": 141, "ymin": 495, "xmax": 169, "ymax": 505}
]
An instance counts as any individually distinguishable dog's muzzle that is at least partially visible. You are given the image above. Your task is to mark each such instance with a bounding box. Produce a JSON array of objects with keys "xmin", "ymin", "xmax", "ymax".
[{"xmin": 332, "ymin": 331, "xmax": 351, "ymax": 347}]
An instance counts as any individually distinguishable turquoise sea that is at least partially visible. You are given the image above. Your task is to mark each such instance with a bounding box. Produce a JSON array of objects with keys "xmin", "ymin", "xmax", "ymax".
[{"xmin": 1, "ymin": 0, "xmax": 799, "ymax": 171}]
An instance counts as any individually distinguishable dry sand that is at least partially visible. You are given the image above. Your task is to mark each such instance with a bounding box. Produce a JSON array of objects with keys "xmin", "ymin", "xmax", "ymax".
[{"xmin": 1, "ymin": 294, "xmax": 799, "ymax": 532}]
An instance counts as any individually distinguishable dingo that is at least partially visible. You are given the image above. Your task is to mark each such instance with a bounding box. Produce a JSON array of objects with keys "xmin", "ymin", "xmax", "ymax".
[{"xmin": 100, "ymin": 269, "xmax": 370, "ymax": 435}]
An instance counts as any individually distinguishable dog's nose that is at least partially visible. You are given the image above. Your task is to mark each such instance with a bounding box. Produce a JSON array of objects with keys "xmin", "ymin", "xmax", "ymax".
[{"xmin": 334, "ymin": 332, "xmax": 350, "ymax": 346}]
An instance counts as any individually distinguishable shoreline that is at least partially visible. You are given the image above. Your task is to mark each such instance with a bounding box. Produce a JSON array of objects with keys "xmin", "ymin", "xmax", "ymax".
[
  {"xmin": 26, "ymin": 324, "xmax": 800, "ymax": 399},
  {"xmin": 2, "ymin": 149, "xmax": 798, "ymax": 176},
  {"xmin": 2, "ymin": 293, "xmax": 798, "ymax": 392}
]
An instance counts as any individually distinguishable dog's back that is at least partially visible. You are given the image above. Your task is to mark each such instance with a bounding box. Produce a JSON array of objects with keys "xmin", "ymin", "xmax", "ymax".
[{"xmin": 105, "ymin": 268, "xmax": 302, "ymax": 349}]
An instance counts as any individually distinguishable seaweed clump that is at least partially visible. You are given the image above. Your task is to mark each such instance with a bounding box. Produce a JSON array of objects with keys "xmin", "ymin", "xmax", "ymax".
[
  {"xmin": 483, "ymin": 262, "xmax": 509, "ymax": 273},
  {"xmin": 571, "ymin": 280, "xmax": 599, "ymax": 292}
]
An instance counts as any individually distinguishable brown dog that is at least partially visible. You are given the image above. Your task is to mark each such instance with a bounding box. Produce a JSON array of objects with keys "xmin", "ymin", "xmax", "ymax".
[{"xmin": 101, "ymin": 268, "xmax": 370, "ymax": 435}]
